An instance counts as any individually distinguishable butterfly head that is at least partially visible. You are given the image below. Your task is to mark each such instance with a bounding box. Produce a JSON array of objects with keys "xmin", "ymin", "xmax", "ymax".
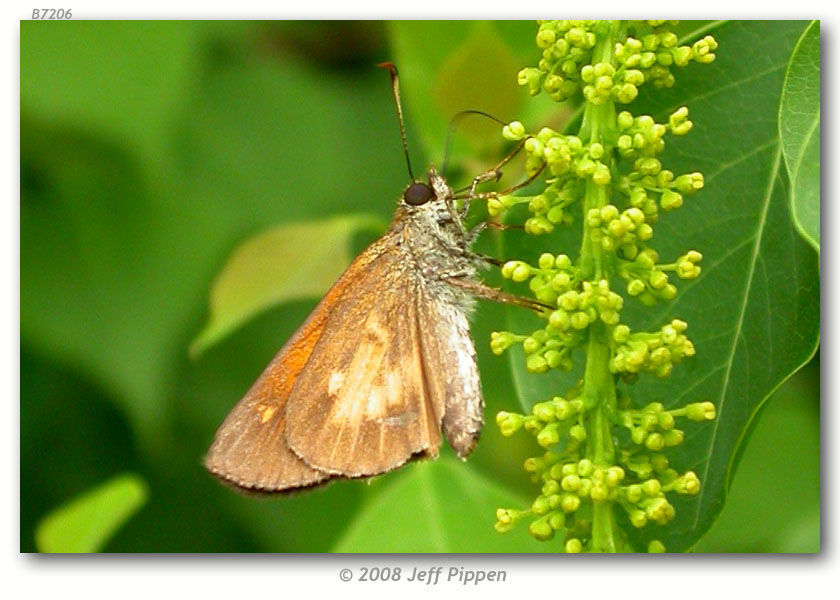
[{"xmin": 401, "ymin": 167, "xmax": 452, "ymax": 208}]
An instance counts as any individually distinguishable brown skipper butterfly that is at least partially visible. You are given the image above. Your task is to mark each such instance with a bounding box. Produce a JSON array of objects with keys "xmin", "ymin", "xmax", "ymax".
[{"xmin": 205, "ymin": 63, "xmax": 544, "ymax": 492}]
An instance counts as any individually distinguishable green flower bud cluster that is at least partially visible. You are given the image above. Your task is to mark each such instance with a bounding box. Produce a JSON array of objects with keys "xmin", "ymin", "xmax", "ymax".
[
  {"xmin": 610, "ymin": 319, "xmax": 695, "ymax": 379},
  {"xmin": 519, "ymin": 21, "xmax": 717, "ymax": 104},
  {"xmin": 519, "ymin": 20, "xmax": 600, "ymax": 101},
  {"xmin": 616, "ymin": 248, "xmax": 703, "ymax": 305},
  {"xmin": 495, "ymin": 395, "xmax": 715, "ymax": 549},
  {"xmin": 615, "ymin": 26, "xmax": 718, "ymax": 90},
  {"xmin": 493, "ymin": 20, "xmax": 717, "ymax": 552}
]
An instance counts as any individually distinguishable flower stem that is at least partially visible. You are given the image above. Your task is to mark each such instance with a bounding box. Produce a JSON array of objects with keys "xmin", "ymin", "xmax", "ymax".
[{"xmin": 580, "ymin": 21, "xmax": 623, "ymax": 553}]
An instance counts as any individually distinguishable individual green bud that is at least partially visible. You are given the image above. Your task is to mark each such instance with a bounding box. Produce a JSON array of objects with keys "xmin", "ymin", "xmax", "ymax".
[
  {"xmin": 672, "ymin": 45, "xmax": 692, "ymax": 66},
  {"xmin": 642, "ymin": 478, "xmax": 662, "ymax": 497},
  {"xmin": 661, "ymin": 189, "xmax": 683, "ymax": 210},
  {"xmin": 645, "ymin": 497, "xmax": 675, "ymax": 525},
  {"xmin": 616, "ymin": 114, "xmax": 635, "ymax": 136},
  {"xmin": 692, "ymin": 35, "xmax": 718, "ymax": 63},
  {"xmin": 496, "ymin": 411, "xmax": 525, "ymax": 437},
  {"xmin": 554, "ymin": 253, "xmax": 573, "ymax": 269},
  {"xmin": 674, "ymin": 172, "xmax": 704, "ymax": 194},
  {"xmin": 518, "ymin": 67, "xmax": 545, "ymax": 96},
  {"xmin": 686, "ymin": 401, "xmax": 716, "ymax": 421},
  {"xmin": 544, "ymin": 349, "xmax": 566, "ymax": 369},
  {"xmin": 522, "ymin": 335, "xmax": 543, "ymax": 354},
  {"xmin": 531, "ymin": 494, "xmax": 551, "ymax": 516},
  {"xmin": 593, "ymin": 162, "xmax": 611, "ymax": 185},
  {"xmin": 614, "ymin": 83, "xmax": 638, "ymax": 103},
  {"xmin": 538, "ymin": 252, "xmax": 556, "ymax": 270},
  {"xmin": 549, "ymin": 309, "xmax": 571, "ymax": 331},
  {"xmin": 551, "ymin": 272, "xmax": 572, "ymax": 291},
  {"xmin": 650, "ymin": 453, "xmax": 670, "ymax": 472},
  {"xmin": 527, "ymin": 353, "xmax": 549, "ymax": 373},
  {"xmin": 502, "ymin": 120, "xmax": 527, "ymax": 140},
  {"xmin": 532, "ymin": 400, "xmax": 557, "ymax": 422},
  {"xmin": 659, "ymin": 284, "xmax": 677, "ymax": 300},
  {"xmin": 561, "ymin": 474, "xmax": 582, "ymax": 492},
  {"xmin": 569, "ymin": 424, "xmax": 587, "ymax": 442},
  {"xmin": 590, "ymin": 483, "xmax": 610, "ymax": 502},
  {"xmin": 606, "ymin": 466, "xmax": 625, "ymax": 485},
  {"xmin": 560, "ymin": 493, "xmax": 581, "ymax": 512},
  {"xmin": 629, "ymin": 509, "xmax": 647, "ymax": 528},
  {"xmin": 648, "ymin": 540, "xmax": 666, "ymax": 553},
  {"xmin": 657, "ymin": 411, "xmax": 675, "ymax": 430},
  {"xmin": 546, "ymin": 205, "xmax": 568, "ymax": 224},
  {"xmin": 663, "ymin": 429, "xmax": 684, "ymax": 447},
  {"xmin": 613, "ymin": 324, "xmax": 631, "ymax": 342},
  {"xmin": 490, "ymin": 331, "xmax": 517, "ymax": 355},
  {"xmin": 524, "ymin": 456, "xmax": 544, "ymax": 475},
  {"xmin": 542, "ymin": 479, "xmax": 561, "ymax": 495},
  {"xmin": 537, "ymin": 422, "xmax": 561, "ymax": 447},
  {"xmin": 548, "ymin": 512, "xmax": 566, "ymax": 530},
  {"xmin": 625, "ymin": 484, "xmax": 643, "ymax": 504},
  {"xmin": 674, "ymin": 471, "xmax": 701, "ymax": 495},
  {"xmin": 627, "ymin": 279, "xmax": 646, "ymax": 297},
  {"xmin": 565, "ymin": 538, "xmax": 583, "ymax": 553},
  {"xmin": 487, "ymin": 197, "xmax": 505, "ymax": 217},
  {"xmin": 645, "ymin": 432, "xmax": 665, "ymax": 451},
  {"xmin": 525, "ymin": 216, "xmax": 555, "ymax": 235},
  {"xmin": 649, "ymin": 269, "xmax": 668, "ymax": 289},
  {"xmin": 528, "ymin": 516, "xmax": 555, "ymax": 541},
  {"xmin": 536, "ymin": 27, "xmax": 556, "ymax": 48}
]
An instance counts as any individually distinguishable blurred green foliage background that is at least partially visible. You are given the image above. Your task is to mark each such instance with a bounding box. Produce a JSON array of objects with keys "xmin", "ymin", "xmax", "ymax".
[{"xmin": 20, "ymin": 20, "xmax": 819, "ymax": 552}]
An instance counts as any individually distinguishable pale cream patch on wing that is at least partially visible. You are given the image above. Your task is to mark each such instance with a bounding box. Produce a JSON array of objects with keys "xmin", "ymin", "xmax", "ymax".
[
  {"xmin": 327, "ymin": 316, "xmax": 390, "ymax": 425},
  {"xmin": 254, "ymin": 403, "xmax": 276, "ymax": 424},
  {"xmin": 328, "ymin": 372, "xmax": 346, "ymax": 397}
]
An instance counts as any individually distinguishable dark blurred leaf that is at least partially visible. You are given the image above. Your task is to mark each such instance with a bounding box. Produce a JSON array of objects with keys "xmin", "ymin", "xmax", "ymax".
[
  {"xmin": 35, "ymin": 473, "xmax": 148, "ymax": 553},
  {"xmin": 20, "ymin": 21, "xmax": 203, "ymax": 170},
  {"xmin": 779, "ymin": 20, "xmax": 820, "ymax": 250},
  {"xmin": 20, "ymin": 349, "xmax": 140, "ymax": 552},
  {"xmin": 190, "ymin": 215, "xmax": 386, "ymax": 356}
]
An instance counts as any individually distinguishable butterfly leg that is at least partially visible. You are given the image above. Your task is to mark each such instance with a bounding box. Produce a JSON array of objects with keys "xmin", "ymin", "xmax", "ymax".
[{"xmin": 446, "ymin": 276, "xmax": 552, "ymax": 313}]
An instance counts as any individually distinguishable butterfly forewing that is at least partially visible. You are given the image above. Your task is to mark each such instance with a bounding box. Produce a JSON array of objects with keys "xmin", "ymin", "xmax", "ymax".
[{"xmin": 204, "ymin": 238, "xmax": 392, "ymax": 491}]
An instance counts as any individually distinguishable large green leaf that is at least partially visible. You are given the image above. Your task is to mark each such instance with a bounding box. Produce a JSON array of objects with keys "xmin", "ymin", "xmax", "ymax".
[
  {"xmin": 332, "ymin": 456, "xmax": 552, "ymax": 553},
  {"xmin": 35, "ymin": 473, "xmax": 148, "ymax": 553},
  {"xmin": 496, "ymin": 21, "xmax": 819, "ymax": 552},
  {"xmin": 190, "ymin": 215, "xmax": 386, "ymax": 357},
  {"xmin": 779, "ymin": 20, "xmax": 821, "ymax": 251}
]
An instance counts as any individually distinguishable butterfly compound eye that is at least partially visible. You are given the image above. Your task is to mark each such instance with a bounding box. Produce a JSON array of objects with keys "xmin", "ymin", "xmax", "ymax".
[{"xmin": 403, "ymin": 182, "xmax": 435, "ymax": 206}]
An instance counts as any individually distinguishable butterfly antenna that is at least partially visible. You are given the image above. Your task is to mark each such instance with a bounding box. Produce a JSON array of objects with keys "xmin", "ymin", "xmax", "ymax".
[
  {"xmin": 378, "ymin": 62, "xmax": 416, "ymax": 181},
  {"xmin": 441, "ymin": 109, "xmax": 508, "ymax": 176}
]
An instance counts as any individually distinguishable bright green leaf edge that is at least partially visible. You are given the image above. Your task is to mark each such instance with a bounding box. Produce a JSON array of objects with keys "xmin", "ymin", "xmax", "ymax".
[
  {"xmin": 779, "ymin": 20, "xmax": 821, "ymax": 251},
  {"xmin": 35, "ymin": 473, "xmax": 149, "ymax": 553},
  {"xmin": 190, "ymin": 214, "xmax": 387, "ymax": 357}
]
